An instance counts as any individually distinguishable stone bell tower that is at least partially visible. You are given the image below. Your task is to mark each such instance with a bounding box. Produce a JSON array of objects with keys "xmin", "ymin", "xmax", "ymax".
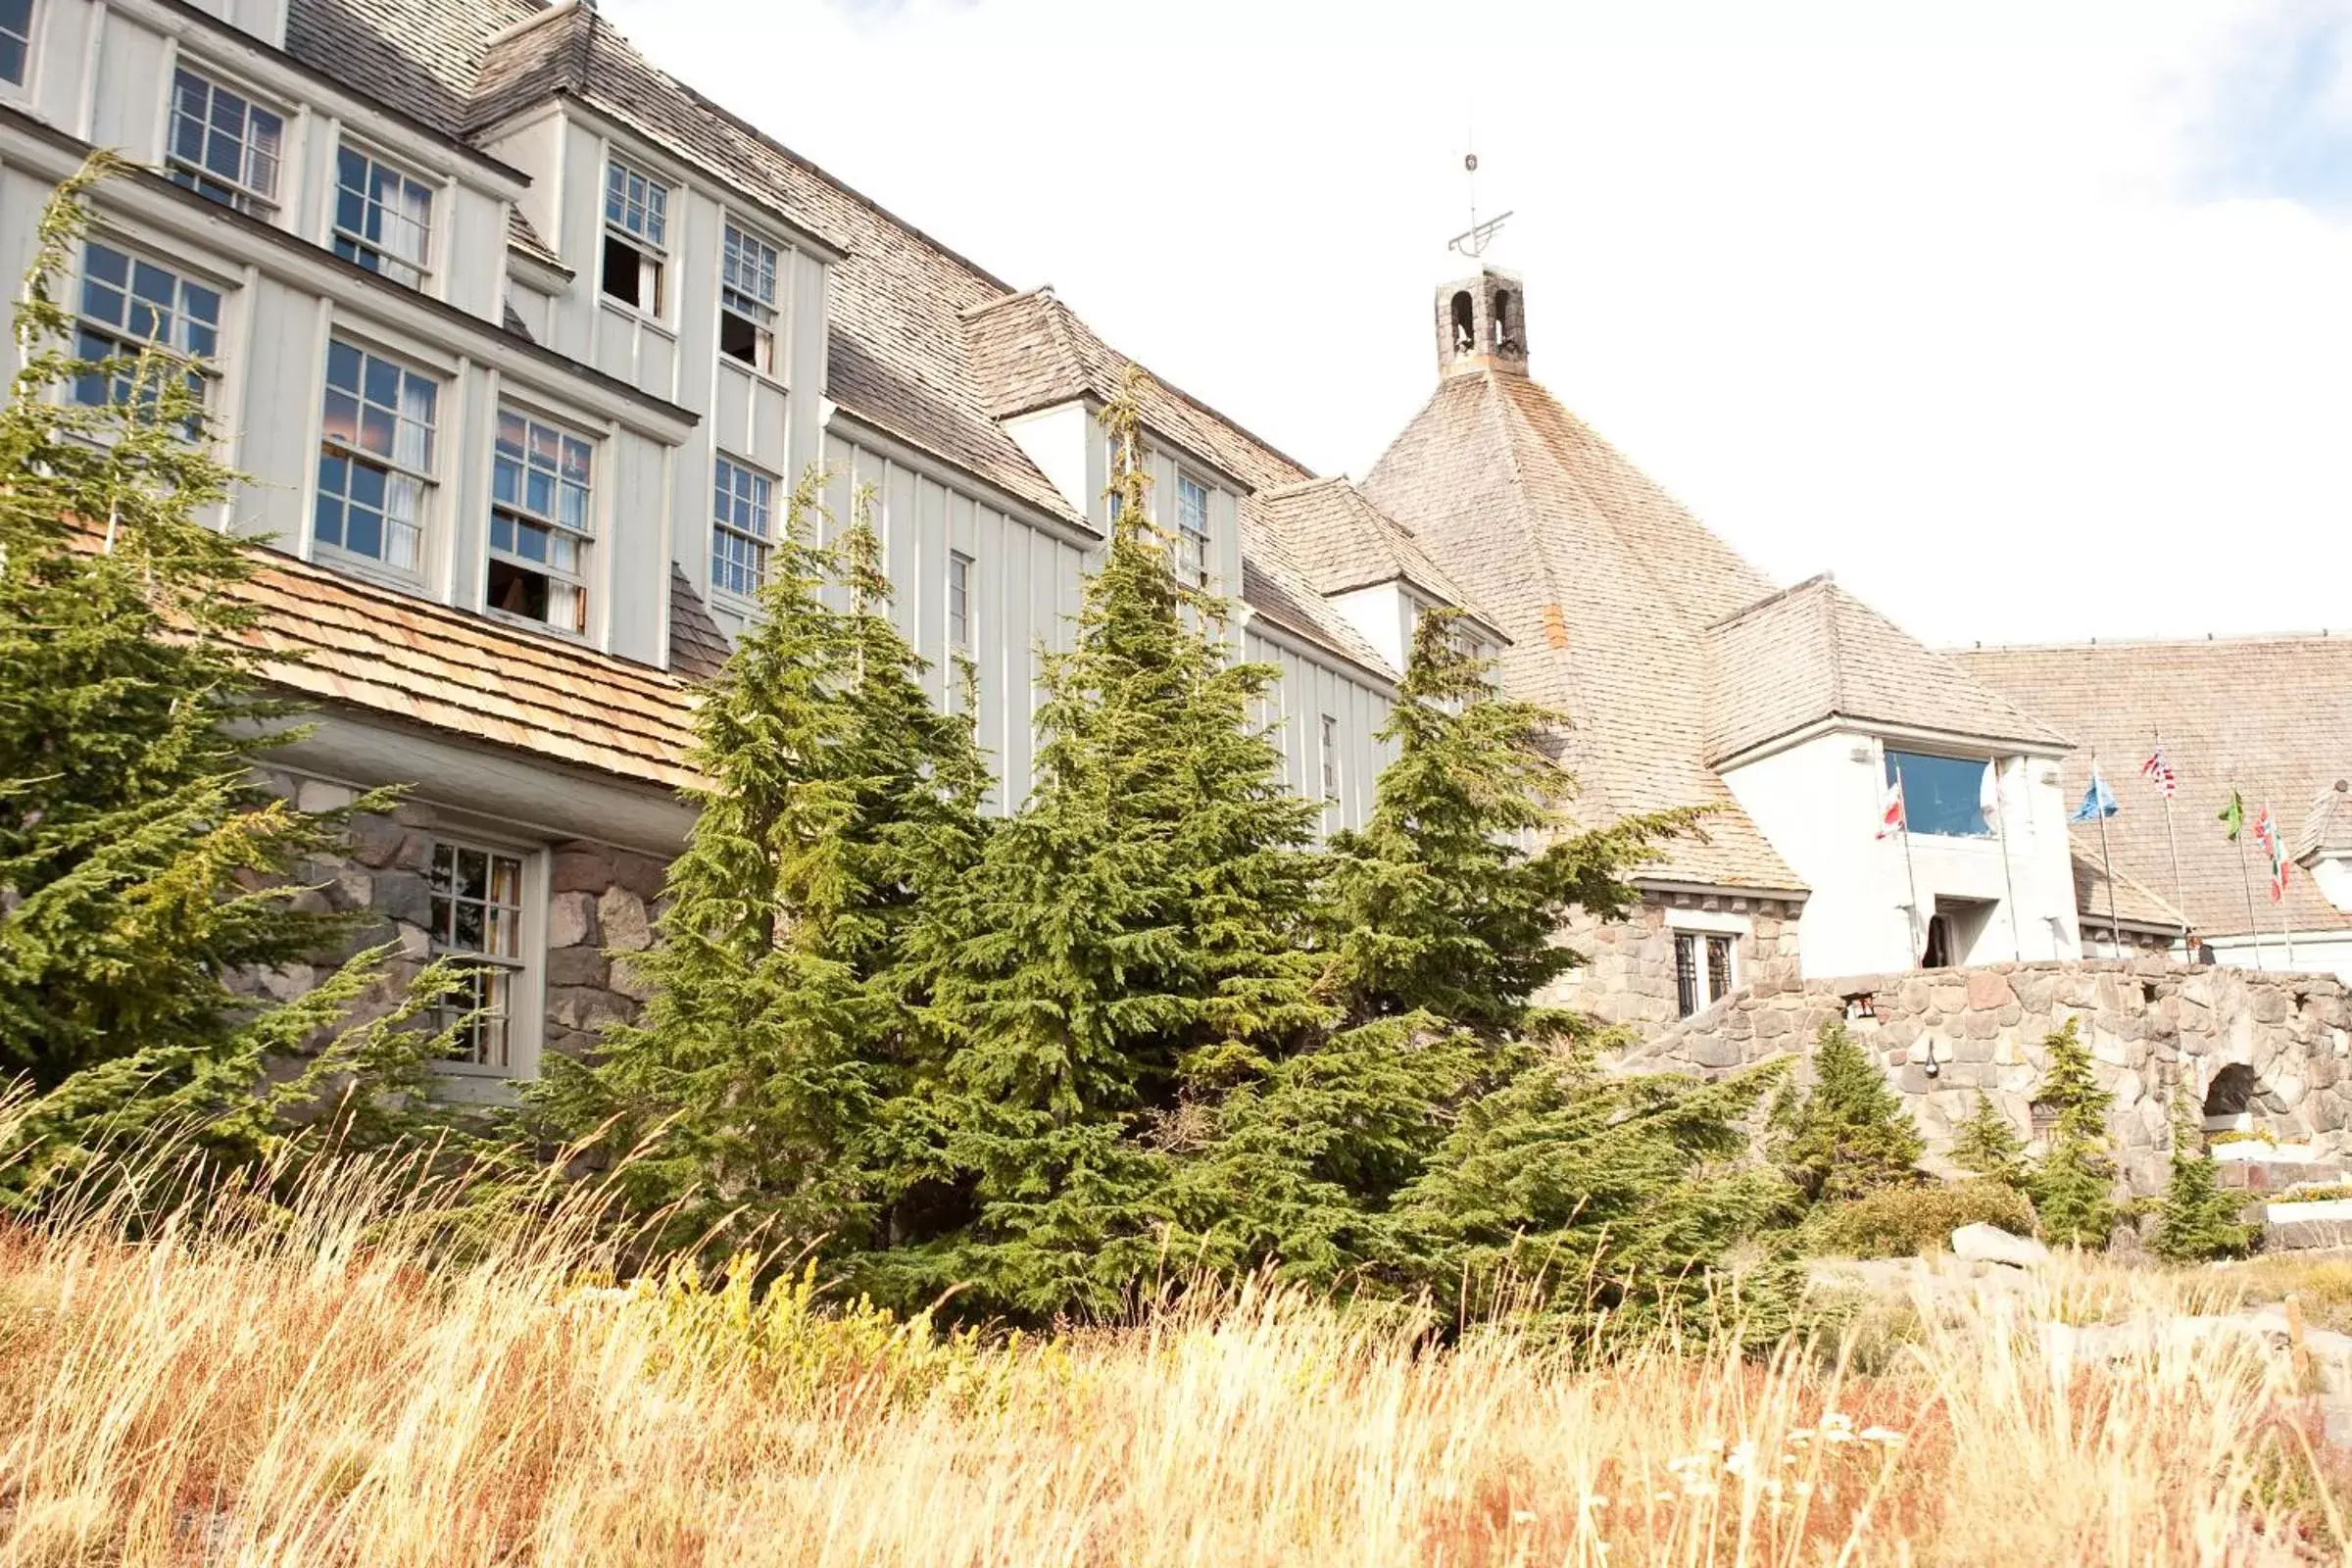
[{"xmin": 1434, "ymin": 268, "xmax": 1530, "ymax": 378}]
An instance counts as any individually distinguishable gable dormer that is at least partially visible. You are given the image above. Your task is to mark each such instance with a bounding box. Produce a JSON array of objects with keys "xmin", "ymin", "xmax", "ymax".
[{"xmin": 1435, "ymin": 268, "xmax": 1529, "ymax": 378}]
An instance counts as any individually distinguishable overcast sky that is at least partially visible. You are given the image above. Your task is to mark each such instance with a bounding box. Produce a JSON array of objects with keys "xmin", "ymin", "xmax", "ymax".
[{"xmin": 605, "ymin": 0, "xmax": 2352, "ymax": 649}]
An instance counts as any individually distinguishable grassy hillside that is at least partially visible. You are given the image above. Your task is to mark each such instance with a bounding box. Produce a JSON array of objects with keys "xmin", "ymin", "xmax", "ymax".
[{"xmin": 0, "ymin": 1141, "xmax": 2343, "ymax": 1566}]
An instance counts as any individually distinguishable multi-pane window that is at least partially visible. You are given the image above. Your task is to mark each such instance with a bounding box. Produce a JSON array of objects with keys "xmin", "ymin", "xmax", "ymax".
[
  {"xmin": 0, "ymin": 0, "xmax": 32, "ymax": 85},
  {"xmin": 489, "ymin": 409, "xmax": 594, "ymax": 634},
  {"xmin": 1673, "ymin": 930, "xmax": 1740, "ymax": 1018},
  {"xmin": 168, "ymin": 68, "xmax": 284, "ymax": 215},
  {"xmin": 949, "ymin": 551, "xmax": 974, "ymax": 649},
  {"xmin": 601, "ymin": 160, "xmax": 668, "ymax": 314},
  {"xmin": 316, "ymin": 340, "xmax": 436, "ymax": 575},
  {"xmin": 332, "ymin": 145, "xmax": 433, "ymax": 287},
  {"xmin": 719, "ymin": 222, "xmax": 779, "ymax": 370},
  {"xmin": 1175, "ymin": 472, "xmax": 1211, "ymax": 587},
  {"xmin": 1319, "ymin": 713, "xmax": 1341, "ymax": 804},
  {"xmin": 72, "ymin": 241, "xmax": 220, "ymax": 416},
  {"xmin": 710, "ymin": 456, "xmax": 772, "ymax": 599},
  {"xmin": 1884, "ymin": 749, "xmax": 1996, "ymax": 839},
  {"xmin": 427, "ymin": 841, "xmax": 526, "ymax": 1073}
]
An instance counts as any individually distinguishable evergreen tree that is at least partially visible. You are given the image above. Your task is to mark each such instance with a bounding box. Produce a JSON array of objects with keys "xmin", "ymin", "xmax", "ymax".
[
  {"xmin": 1769, "ymin": 1020, "xmax": 1925, "ymax": 1202},
  {"xmin": 2151, "ymin": 1098, "xmax": 2255, "ymax": 1263},
  {"xmin": 0, "ymin": 155, "xmax": 377, "ymax": 1090},
  {"xmin": 531, "ymin": 476, "xmax": 990, "ymax": 1265},
  {"xmin": 906, "ymin": 368, "xmax": 1327, "ymax": 1316},
  {"xmin": 2026, "ymin": 1018, "xmax": 2118, "ymax": 1249},
  {"xmin": 1950, "ymin": 1091, "xmax": 2027, "ymax": 1186}
]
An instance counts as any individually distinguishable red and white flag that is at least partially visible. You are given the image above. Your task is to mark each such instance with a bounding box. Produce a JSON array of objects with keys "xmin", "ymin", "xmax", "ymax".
[
  {"xmin": 1877, "ymin": 776, "xmax": 1906, "ymax": 839},
  {"xmin": 2140, "ymin": 745, "xmax": 2177, "ymax": 800},
  {"xmin": 2255, "ymin": 803, "xmax": 2292, "ymax": 902}
]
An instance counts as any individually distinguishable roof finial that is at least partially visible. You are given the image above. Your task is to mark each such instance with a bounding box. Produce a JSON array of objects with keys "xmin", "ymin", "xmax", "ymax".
[{"xmin": 1446, "ymin": 146, "xmax": 1511, "ymax": 261}]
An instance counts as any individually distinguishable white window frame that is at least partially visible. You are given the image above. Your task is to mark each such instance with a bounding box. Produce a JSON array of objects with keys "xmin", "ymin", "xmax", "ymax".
[
  {"xmin": 166, "ymin": 64, "xmax": 287, "ymax": 217},
  {"xmin": 0, "ymin": 0, "xmax": 37, "ymax": 90},
  {"xmin": 601, "ymin": 158, "xmax": 669, "ymax": 318},
  {"xmin": 314, "ymin": 336, "xmax": 439, "ymax": 583},
  {"xmin": 331, "ymin": 140, "xmax": 435, "ymax": 288},
  {"xmin": 69, "ymin": 237, "xmax": 222, "ymax": 419},
  {"xmin": 424, "ymin": 835, "xmax": 542, "ymax": 1081},
  {"xmin": 1319, "ymin": 713, "xmax": 1342, "ymax": 806},
  {"xmin": 1668, "ymin": 913, "xmax": 1745, "ymax": 1018},
  {"xmin": 948, "ymin": 549, "xmax": 975, "ymax": 650},
  {"xmin": 718, "ymin": 220, "xmax": 781, "ymax": 374},
  {"xmin": 487, "ymin": 406, "xmax": 597, "ymax": 637},
  {"xmin": 1175, "ymin": 470, "xmax": 1212, "ymax": 588},
  {"xmin": 710, "ymin": 454, "xmax": 774, "ymax": 602}
]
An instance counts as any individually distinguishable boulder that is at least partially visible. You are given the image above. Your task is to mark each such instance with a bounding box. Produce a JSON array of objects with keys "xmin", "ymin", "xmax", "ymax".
[{"xmin": 1951, "ymin": 1222, "xmax": 2050, "ymax": 1270}]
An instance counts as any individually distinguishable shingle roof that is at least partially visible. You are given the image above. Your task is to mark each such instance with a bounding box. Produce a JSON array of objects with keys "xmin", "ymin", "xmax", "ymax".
[
  {"xmin": 2073, "ymin": 839, "xmax": 2189, "ymax": 935},
  {"xmin": 1957, "ymin": 637, "xmax": 2352, "ymax": 938},
  {"xmin": 234, "ymin": 546, "xmax": 699, "ymax": 792},
  {"xmin": 504, "ymin": 205, "xmax": 564, "ymax": 271},
  {"xmin": 1244, "ymin": 477, "xmax": 1500, "ymax": 634},
  {"xmin": 1363, "ymin": 369, "xmax": 1802, "ymax": 893},
  {"xmin": 2296, "ymin": 779, "xmax": 2352, "ymax": 862},
  {"xmin": 665, "ymin": 564, "xmax": 732, "ymax": 684},
  {"xmin": 1704, "ymin": 575, "xmax": 2068, "ymax": 763}
]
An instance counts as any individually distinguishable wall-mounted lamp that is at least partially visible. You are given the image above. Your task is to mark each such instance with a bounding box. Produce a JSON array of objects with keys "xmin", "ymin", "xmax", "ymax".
[{"xmin": 1922, "ymin": 1040, "xmax": 1942, "ymax": 1080}]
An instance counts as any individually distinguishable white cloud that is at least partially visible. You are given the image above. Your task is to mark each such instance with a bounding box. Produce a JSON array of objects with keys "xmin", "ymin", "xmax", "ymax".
[{"xmin": 604, "ymin": 0, "xmax": 2352, "ymax": 646}]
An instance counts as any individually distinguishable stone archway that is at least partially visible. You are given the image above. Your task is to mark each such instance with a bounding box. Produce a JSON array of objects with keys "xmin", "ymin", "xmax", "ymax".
[{"xmin": 2204, "ymin": 1062, "xmax": 2265, "ymax": 1130}]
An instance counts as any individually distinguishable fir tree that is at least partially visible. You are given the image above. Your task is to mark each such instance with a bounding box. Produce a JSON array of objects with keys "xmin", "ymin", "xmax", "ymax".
[
  {"xmin": 531, "ymin": 476, "xmax": 990, "ymax": 1265},
  {"xmin": 2026, "ymin": 1018, "xmax": 2118, "ymax": 1249},
  {"xmin": 907, "ymin": 368, "xmax": 1327, "ymax": 1316},
  {"xmin": 1769, "ymin": 1020, "xmax": 1925, "ymax": 1202},
  {"xmin": 2151, "ymin": 1098, "xmax": 2255, "ymax": 1263},
  {"xmin": 0, "ymin": 155, "xmax": 378, "ymax": 1090},
  {"xmin": 1950, "ymin": 1091, "xmax": 2027, "ymax": 1186}
]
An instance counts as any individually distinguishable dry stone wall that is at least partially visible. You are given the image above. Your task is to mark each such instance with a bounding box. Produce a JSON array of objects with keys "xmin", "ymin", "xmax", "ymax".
[
  {"xmin": 1619, "ymin": 957, "xmax": 2352, "ymax": 1195},
  {"xmin": 1549, "ymin": 893, "xmax": 1804, "ymax": 1030}
]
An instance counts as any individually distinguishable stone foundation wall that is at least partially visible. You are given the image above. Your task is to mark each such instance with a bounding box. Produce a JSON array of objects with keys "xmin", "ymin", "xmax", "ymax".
[
  {"xmin": 1620, "ymin": 957, "xmax": 2352, "ymax": 1195},
  {"xmin": 251, "ymin": 766, "xmax": 666, "ymax": 1075},
  {"xmin": 1549, "ymin": 892, "xmax": 1804, "ymax": 1032}
]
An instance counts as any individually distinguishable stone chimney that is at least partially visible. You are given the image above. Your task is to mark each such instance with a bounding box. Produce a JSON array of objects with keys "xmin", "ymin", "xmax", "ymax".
[{"xmin": 1434, "ymin": 268, "xmax": 1529, "ymax": 378}]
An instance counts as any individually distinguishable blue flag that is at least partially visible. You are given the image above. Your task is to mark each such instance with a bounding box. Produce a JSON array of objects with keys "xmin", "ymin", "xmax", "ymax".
[{"xmin": 2072, "ymin": 770, "xmax": 2118, "ymax": 822}]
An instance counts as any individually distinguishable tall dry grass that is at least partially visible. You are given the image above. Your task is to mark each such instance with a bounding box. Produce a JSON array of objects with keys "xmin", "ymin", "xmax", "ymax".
[{"xmin": 0, "ymin": 1134, "xmax": 2342, "ymax": 1566}]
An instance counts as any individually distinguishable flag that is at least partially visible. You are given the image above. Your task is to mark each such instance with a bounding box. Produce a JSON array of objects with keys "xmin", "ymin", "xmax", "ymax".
[
  {"xmin": 1877, "ymin": 775, "xmax": 1905, "ymax": 839},
  {"xmin": 1979, "ymin": 760, "xmax": 2002, "ymax": 831},
  {"xmin": 2071, "ymin": 770, "xmax": 2118, "ymax": 823},
  {"xmin": 2220, "ymin": 791, "xmax": 2245, "ymax": 840},
  {"xmin": 2254, "ymin": 803, "xmax": 2292, "ymax": 902},
  {"xmin": 2140, "ymin": 745, "xmax": 2177, "ymax": 799}
]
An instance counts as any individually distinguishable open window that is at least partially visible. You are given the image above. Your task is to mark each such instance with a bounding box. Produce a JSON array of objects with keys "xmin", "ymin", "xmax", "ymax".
[
  {"xmin": 719, "ymin": 221, "xmax": 779, "ymax": 371},
  {"xmin": 601, "ymin": 160, "xmax": 668, "ymax": 316},
  {"xmin": 487, "ymin": 408, "xmax": 595, "ymax": 635}
]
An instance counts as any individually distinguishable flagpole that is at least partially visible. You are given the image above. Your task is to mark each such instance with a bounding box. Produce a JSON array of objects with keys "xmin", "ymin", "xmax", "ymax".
[
  {"xmin": 1990, "ymin": 756, "xmax": 2023, "ymax": 961},
  {"xmin": 1897, "ymin": 761, "xmax": 1924, "ymax": 970},
  {"xmin": 2274, "ymin": 805, "xmax": 2298, "ymax": 971},
  {"xmin": 2155, "ymin": 728, "xmax": 2188, "ymax": 957},
  {"xmin": 2092, "ymin": 751, "xmax": 2123, "ymax": 956},
  {"xmin": 2234, "ymin": 813, "xmax": 2267, "ymax": 970}
]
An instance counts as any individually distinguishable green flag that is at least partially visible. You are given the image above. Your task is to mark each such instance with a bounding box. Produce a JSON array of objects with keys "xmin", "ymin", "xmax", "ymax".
[{"xmin": 2220, "ymin": 791, "xmax": 2244, "ymax": 840}]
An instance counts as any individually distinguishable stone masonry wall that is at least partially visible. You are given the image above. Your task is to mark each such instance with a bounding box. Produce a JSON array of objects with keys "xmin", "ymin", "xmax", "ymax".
[
  {"xmin": 1620, "ymin": 957, "xmax": 2352, "ymax": 1195},
  {"xmin": 1549, "ymin": 892, "xmax": 1804, "ymax": 1032}
]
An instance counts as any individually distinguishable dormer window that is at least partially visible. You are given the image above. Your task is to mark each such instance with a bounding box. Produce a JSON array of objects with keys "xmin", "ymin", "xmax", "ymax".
[
  {"xmin": 718, "ymin": 222, "xmax": 779, "ymax": 371},
  {"xmin": 168, "ymin": 68, "xmax": 284, "ymax": 217},
  {"xmin": 1175, "ymin": 471, "xmax": 1211, "ymax": 587},
  {"xmin": 0, "ymin": 0, "xmax": 32, "ymax": 84},
  {"xmin": 601, "ymin": 161, "xmax": 668, "ymax": 316},
  {"xmin": 333, "ymin": 145, "xmax": 433, "ymax": 287}
]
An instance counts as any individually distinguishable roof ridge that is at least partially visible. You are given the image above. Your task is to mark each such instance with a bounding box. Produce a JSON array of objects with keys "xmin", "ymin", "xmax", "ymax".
[
  {"xmin": 1956, "ymin": 631, "xmax": 2346, "ymax": 654},
  {"xmin": 957, "ymin": 285, "xmax": 1054, "ymax": 322},
  {"xmin": 1702, "ymin": 571, "xmax": 1834, "ymax": 633},
  {"xmin": 1819, "ymin": 577, "xmax": 1847, "ymax": 720}
]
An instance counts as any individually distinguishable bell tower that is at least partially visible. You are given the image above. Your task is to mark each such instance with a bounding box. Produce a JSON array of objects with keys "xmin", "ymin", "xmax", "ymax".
[{"xmin": 1435, "ymin": 268, "xmax": 1529, "ymax": 378}]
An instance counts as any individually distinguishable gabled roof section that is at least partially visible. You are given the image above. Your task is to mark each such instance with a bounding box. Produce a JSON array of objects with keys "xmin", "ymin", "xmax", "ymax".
[
  {"xmin": 2296, "ymin": 779, "xmax": 2352, "ymax": 862},
  {"xmin": 1363, "ymin": 369, "xmax": 1802, "ymax": 893},
  {"xmin": 2073, "ymin": 839, "xmax": 2190, "ymax": 935},
  {"xmin": 1705, "ymin": 574, "xmax": 2070, "ymax": 763},
  {"xmin": 1244, "ymin": 478, "xmax": 1501, "ymax": 633},
  {"xmin": 1958, "ymin": 635, "xmax": 2352, "ymax": 938}
]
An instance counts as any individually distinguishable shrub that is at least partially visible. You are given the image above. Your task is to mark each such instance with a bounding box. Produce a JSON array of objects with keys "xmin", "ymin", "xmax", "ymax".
[
  {"xmin": 2152, "ymin": 1102, "xmax": 2258, "ymax": 1262},
  {"xmin": 1949, "ymin": 1092, "xmax": 2026, "ymax": 1185},
  {"xmin": 2027, "ymin": 1020, "xmax": 2118, "ymax": 1250},
  {"xmin": 1806, "ymin": 1179, "xmax": 2037, "ymax": 1259},
  {"xmin": 1769, "ymin": 1020, "xmax": 1925, "ymax": 1202}
]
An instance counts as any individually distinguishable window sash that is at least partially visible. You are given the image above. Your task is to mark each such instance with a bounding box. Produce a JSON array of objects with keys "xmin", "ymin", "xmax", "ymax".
[
  {"xmin": 168, "ymin": 68, "xmax": 284, "ymax": 213},
  {"xmin": 1674, "ymin": 933, "xmax": 1700, "ymax": 1018},
  {"xmin": 427, "ymin": 841, "xmax": 526, "ymax": 1072},
  {"xmin": 333, "ymin": 145, "xmax": 433, "ymax": 286},
  {"xmin": 948, "ymin": 551, "xmax": 973, "ymax": 648},
  {"xmin": 0, "ymin": 0, "xmax": 31, "ymax": 85},
  {"xmin": 710, "ymin": 457, "xmax": 772, "ymax": 599},
  {"xmin": 1706, "ymin": 935, "xmax": 1736, "ymax": 1004},
  {"xmin": 72, "ymin": 241, "xmax": 220, "ymax": 413},
  {"xmin": 720, "ymin": 223, "xmax": 778, "ymax": 318},
  {"xmin": 1319, "ymin": 714, "xmax": 1341, "ymax": 802},
  {"xmin": 492, "ymin": 410, "xmax": 594, "ymax": 533},
  {"xmin": 1176, "ymin": 473, "xmax": 1211, "ymax": 586},
  {"xmin": 317, "ymin": 340, "xmax": 436, "ymax": 573},
  {"xmin": 604, "ymin": 161, "xmax": 668, "ymax": 250}
]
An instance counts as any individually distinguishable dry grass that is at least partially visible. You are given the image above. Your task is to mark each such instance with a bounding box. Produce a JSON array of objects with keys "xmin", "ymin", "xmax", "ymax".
[{"xmin": 0, "ymin": 1147, "xmax": 2344, "ymax": 1566}]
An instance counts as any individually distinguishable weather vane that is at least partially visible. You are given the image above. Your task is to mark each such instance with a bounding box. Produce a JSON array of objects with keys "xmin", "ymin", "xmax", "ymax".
[{"xmin": 1446, "ymin": 150, "xmax": 1512, "ymax": 260}]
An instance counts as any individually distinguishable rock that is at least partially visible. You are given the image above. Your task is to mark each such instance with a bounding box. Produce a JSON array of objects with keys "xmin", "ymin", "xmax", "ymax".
[
  {"xmin": 295, "ymin": 777, "xmax": 359, "ymax": 814},
  {"xmin": 547, "ymin": 891, "xmax": 600, "ymax": 951},
  {"xmin": 1967, "ymin": 971, "xmax": 2014, "ymax": 1009},
  {"xmin": 1951, "ymin": 1222, "xmax": 2050, "ymax": 1269},
  {"xmin": 598, "ymin": 887, "xmax": 652, "ymax": 953},
  {"xmin": 348, "ymin": 815, "xmax": 408, "ymax": 868}
]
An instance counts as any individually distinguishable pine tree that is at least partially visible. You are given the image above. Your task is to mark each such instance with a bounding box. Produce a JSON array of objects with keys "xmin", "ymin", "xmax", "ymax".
[
  {"xmin": 1950, "ymin": 1091, "xmax": 2027, "ymax": 1186},
  {"xmin": 906, "ymin": 368, "xmax": 1327, "ymax": 1316},
  {"xmin": 2026, "ymin": 1018, "xmax": 2119, "ymax": 1249},
  {"xmin": 0, "ymin": 156, "xmax": 401, "ymax": 1088},
  {"xmin": 1769, "ymin": 1020, "xmax": 1925, "ymax": 1202},
  {"xmin": 2151, "ymin": 1098, "xmax": 2255, "ymax": 1263},
  {"xmin": 531, "ymin": 475, "xmax": 990, "ymax": 1266}
]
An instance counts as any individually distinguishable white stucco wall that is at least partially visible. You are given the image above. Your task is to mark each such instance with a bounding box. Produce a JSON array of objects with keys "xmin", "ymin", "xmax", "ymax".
[{"xmin": 1721, "ymin": 727, "xmax": 2082, "ymax": 979}]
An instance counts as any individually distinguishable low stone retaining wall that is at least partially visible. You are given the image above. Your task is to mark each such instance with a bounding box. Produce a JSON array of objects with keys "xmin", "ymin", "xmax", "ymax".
[{"xmin": 1616, "ymin": 958, "xmax": 2352, "ymax": 1195}]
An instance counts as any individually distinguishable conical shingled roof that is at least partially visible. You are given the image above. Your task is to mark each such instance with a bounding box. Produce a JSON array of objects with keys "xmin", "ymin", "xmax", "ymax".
[{"xmin": 1364, "ymin": 369, "xmax": 1800, "ymax": 892}]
